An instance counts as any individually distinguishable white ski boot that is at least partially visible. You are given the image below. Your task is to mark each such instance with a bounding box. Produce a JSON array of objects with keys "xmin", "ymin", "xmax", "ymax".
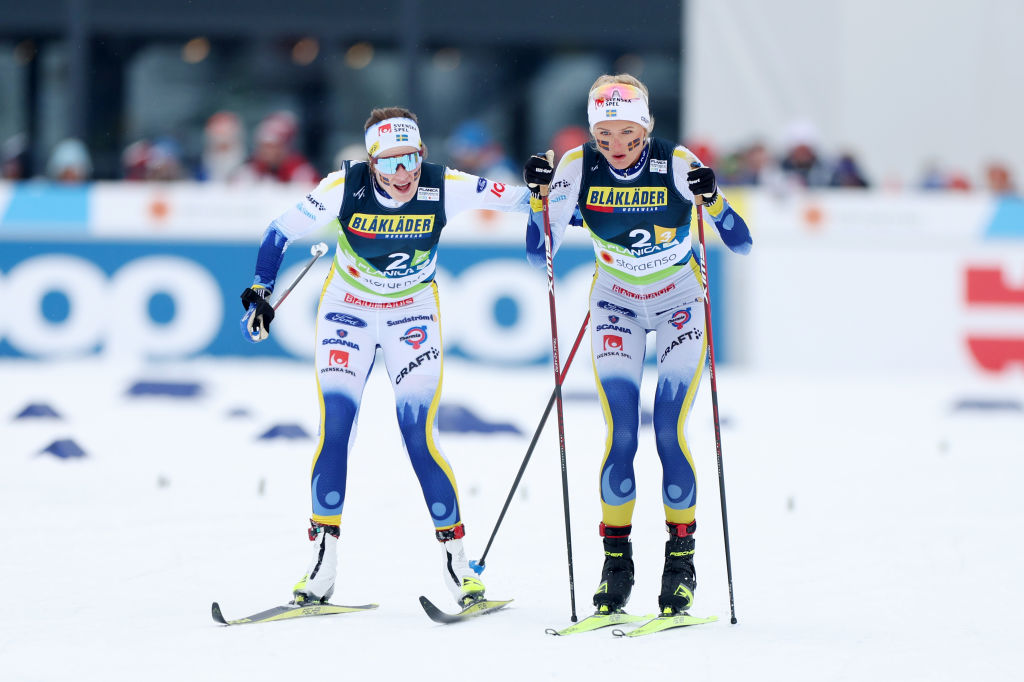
[
  {"xmin": 438, "ymin": 525, "xmax": 485, "ymax": 607},
  {"xmin": 292, "ymin": 520, "xmax": 339, "ymax": 604}
]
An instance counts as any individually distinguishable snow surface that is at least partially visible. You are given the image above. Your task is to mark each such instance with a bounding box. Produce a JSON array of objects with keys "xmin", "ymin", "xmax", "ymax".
[{"xmin": 1, "ymin": 357, "xmax": 1021, "ymax": 681}]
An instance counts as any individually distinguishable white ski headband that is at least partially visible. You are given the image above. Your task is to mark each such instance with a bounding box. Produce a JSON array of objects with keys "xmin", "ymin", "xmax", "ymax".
[
  {"xmin": 364, "ymin": 117, "xmax": 422, "ymax": 157},
  {"xmin": 587, "ymin": 83, "xmax": 651, "ymax": 131}
]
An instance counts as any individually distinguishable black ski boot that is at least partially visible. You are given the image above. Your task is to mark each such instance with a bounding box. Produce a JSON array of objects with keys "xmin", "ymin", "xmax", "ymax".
[
  {"xmin": 659, "ymin": 521, "xmax": 696, "ymax": 615},
  {"xmin": 593, "ymin": 524, "xmax": 634, "ymax": 613}
]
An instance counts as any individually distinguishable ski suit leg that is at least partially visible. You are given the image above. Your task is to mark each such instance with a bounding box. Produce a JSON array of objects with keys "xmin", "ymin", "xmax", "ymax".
[
  {"xmin": 310, "ymin": 270, "xmax": 378, "ymax": 526},
  {"xmin": 381, "ymin": 284, "xmax": 462, "ymax": 532},
  {"xmin": 590, "ymin": 287, "xmax": 648, "ymax": 528},
  {"xmin": 652, "ymin": 302, "xmax": 707, "ymax": 526}
]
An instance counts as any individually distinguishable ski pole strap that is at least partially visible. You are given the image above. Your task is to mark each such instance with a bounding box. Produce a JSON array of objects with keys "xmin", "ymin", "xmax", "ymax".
[
  {"xmin": 599, "ymin": 523, "xmax": 632, "ymax": 539},
  {"xmin": 435, "ymin": 523, "xmax": 466, "ymax": 542},
  {"xmin": 666, "ymin": 521, "xmax": 697, "ymax": 538}
]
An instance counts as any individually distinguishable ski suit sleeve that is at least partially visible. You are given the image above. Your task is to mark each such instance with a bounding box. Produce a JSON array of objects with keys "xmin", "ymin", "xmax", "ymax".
[
  {"xmin": 250, "ymin": 169, "xmax": 347, "ymax": 290},
  {"xmin": 525, "ymin": 146, "xmax": 584, "ymax": 270},
  {"xmin": 671, "ymin": 146, "xmax": 752, "ymax": 255},
  {"xmin": 442, "ymin": 168, "xmax": 533, "ymax": 217}
]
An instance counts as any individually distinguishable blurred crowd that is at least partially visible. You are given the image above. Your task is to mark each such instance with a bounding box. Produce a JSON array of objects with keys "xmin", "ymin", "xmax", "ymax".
[{"xmin": 0, "ymin": 113, "xmax": 1018, "ymax": 197}]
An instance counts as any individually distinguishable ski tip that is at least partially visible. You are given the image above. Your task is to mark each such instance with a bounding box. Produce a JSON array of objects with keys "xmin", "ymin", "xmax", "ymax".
[
  {"xmin": 211, "ymin": 602, "xmax": 228, "ymax": 625},
  {"xmin": 468, "ymin": 559, "xmax": 485, "ymax": 575}
]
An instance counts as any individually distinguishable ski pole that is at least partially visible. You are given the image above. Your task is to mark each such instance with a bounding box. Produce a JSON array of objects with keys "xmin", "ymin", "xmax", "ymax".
[
  {"xmin": 273, "ymin": 241, "xmax": 329, "ymax": 310},
  {"xmin": 693, "ymin": 170, "xmax": 738, "ymax": 625},
  {"xmin": 471, "ymin": 311, "xmax": 590, "ymax": 573},
  {"xmin": 539, "ymin": 181, "xmax": 578, "ymax": 622}
]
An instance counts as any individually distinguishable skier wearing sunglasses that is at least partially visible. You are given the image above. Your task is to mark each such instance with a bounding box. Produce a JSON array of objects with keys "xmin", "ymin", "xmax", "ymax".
[{"xmin": 238, "ymin": 107, "xmax": 531, "ymax": 610}]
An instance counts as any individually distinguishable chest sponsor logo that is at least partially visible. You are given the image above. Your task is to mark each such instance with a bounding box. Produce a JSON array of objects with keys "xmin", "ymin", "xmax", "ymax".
[
  {"xmin": 417, "ymin": 187, "xmax": 440, "ymax": 201},
  {"xmin": 348, "ymin": 213, "xmax": 435, "ymax": 239},
  {"xmin": 586, "ymin": 186, "xmax": 667, "ymax": 213},
  {"xmin": 401, "ymin": 326, "xmax": 428, "ymax": 350},
  {"xmin": 344, "ymin": 293, "xmax": 414, "ymax": 309},
  {"xmin": 650, "ymin": 159, "xmax": 667, "ymax": 174},
  {"xmin": 324, "ymin": 312, "xmax": 368, "ymax": 327},
  {"xmin": 669, "ymin": 308, "xmax": 691, "ymax": 330}
]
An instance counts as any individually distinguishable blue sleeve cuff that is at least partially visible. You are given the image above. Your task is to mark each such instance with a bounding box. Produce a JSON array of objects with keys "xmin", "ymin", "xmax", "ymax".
[{"xmin": 253, "ymin": 223, "xmax": 290, "ymax": 290}]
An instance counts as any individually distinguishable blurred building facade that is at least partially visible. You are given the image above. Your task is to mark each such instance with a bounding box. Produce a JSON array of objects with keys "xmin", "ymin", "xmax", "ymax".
[{"xmin": 0, "ymin": 0, "xmax": 684, "ymax": 179}]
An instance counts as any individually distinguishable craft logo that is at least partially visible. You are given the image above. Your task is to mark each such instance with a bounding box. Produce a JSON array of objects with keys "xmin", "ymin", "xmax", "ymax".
[
  {"xmin": 304, "ymin": 194, "xmax": 326, "ymax": 212},
  {"xmin": 670, "ymin": 308, "xmax": 691, "ymax": 330},
  {"xmin": 378, "ymin": 123, "xmax": 392, "ymax": 134},
  {"xmin": 329, "ymin": 349, "xmax": 349, "ymax": 367},
  {"xmin": 603, "ymin": 335, "xmax": 623, "ymax": 351},
  {"xmin": 324, "ymin": 312, "xmax": 368, "ymax": 328},
  {"xmin": 348, "ymin": 213, "xmax": 434, "ymax": 239},
  {"xmin": 585, "ymin": 187, "xmax": 668, "ymax": 213},
  {"xmin": 401, "ymin": 326, "xmax": 427, "ymax": 350}
]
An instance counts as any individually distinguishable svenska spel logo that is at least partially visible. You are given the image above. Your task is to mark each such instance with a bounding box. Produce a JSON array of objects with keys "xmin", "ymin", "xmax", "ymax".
[
  {"xmin": 329, "ymin": 349, "xmax": 349, "ymax": 367},
  {"xmin": 378, "ymin": 123, "xmax": 392, "ymax": 134},
  {"xmin": 603, "ymin": 335, "xmax": 623, "ymax": 351}
]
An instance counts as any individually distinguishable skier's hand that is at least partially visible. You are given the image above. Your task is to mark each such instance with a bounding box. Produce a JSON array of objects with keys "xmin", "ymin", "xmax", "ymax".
[
  {"xmin": 686, "ymin": 164, "xmax": 718, "ymax": 205},
  {"xmin": 240, "ymin": 285, "xmax": 274, "ymax": 343},
  {"xmin": 523, "ymin": 150, "xmax": 555, "ymax": 197}
]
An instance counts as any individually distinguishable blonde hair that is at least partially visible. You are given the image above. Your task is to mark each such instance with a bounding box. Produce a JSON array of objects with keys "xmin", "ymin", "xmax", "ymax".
[{"xmin": 588, "ymin": 74, "xmax": 654, "ymax": 132}]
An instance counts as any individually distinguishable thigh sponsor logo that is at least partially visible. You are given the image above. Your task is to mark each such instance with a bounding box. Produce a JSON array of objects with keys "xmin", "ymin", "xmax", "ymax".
[
  {"xmin": 595, "ymin": 323, "xmax": 632, "ymax": 334},
  {"xmin": 669, "ymin": 308, "xmax": 691, "ymax": 329},
  {"xmin": 322, "ymin": 337, "xmax": 360, "ymax": 350},
  {"xmin": 612, "ymin": 283, "xmax": 676, "ymax": 300},
  {"xmin": 321, "ymin": 348, "xmax": 356, "ymax": 376},
  {"xmin": 395, "ymin": 346, "xmax": 440, "ymax": 384},
  {"xmin": 324, "ymin": 312, "xmax": 368, "ymax": 328},
  {"xmin": 344, "ymin": 292, "xmax": 414, "ymax": 309},
  {"xmin": 400, "ymin": 325, "xmax": 427, "ymax": 349},
  {"xmin": 597, "ymin": 300, "xmax": 637, "ymax": 318},
  {"xmin": 386, "ymin": 314, "xmax": 436, "ymax": 327},
  {"xmin": 659, "ymin": 328, "xmax": 703, "ymax": 363},
  {"xmin": 603, "ymin": 334, "xmax": 623, "ymax": 351}
]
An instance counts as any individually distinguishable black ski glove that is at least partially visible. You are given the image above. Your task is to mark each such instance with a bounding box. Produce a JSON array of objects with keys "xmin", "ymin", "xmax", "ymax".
[
  {"xmin": 686, "ymin": 165, "xmax": 718, "ymax": 205},
  {"xmin": 240, "ymin": 285, "xmax": 275, "ymax": 342},
  {"xmin": 523, "ymin": 150, "xmax": 555, "ymax": 197}
]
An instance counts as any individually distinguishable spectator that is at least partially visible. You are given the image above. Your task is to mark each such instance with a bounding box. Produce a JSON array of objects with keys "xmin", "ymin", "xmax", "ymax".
[
  {"xmin": 779, "ymin": 119, "xmax": 829, "ymax": 187},
  {"xmin": 198, "ymin": 111, "xmax": 247, "ymax": 182},
  {"xmin": 2, "ymin": 133, "xmax": 29, "ymax": 179},
  {"xmin": 145, "ymin": 137, "xmax": 186, "ymax": 181},
  {"xmin": 445, "ymin": 120, "xmax": 517, "ymax": 182},
  {"xmin": 550, "ymin": 125, "xmax": 589, "ymax": 166},
  {"xmin": 829, "ymin": 152, "xmax": 870, "ymax": 188},
  {"xmin": 46, "ymin": 138, "xmax": 92, "ymax": 183},
  {"xmin": 985, "ymin": 162, "xmax": 1017, "ymax": 197},
  {"xmin": 241, "ymin": 111, "xmax": 318, "ymax": 184}
]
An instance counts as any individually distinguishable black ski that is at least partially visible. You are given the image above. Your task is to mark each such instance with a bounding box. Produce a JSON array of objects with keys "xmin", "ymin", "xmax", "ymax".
[{"xmin": 418, "ymin": 596, "xmax": 512, "ymax": 624}]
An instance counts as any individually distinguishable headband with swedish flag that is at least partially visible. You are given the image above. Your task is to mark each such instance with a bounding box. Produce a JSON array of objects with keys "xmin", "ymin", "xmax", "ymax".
[
  {"xmin": 587, "ymin": 83, "xmax": 651, "ymax": 131},
  {"xmin": 364, "ymin": 117, "xmax": 422, "ymax": 157}
]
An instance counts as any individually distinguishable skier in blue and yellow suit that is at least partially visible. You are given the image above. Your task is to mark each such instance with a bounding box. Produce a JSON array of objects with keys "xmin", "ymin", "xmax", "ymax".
[
  {"xmin": 239, "ymin": 107, "xmax": 532, "ymax": 608},
  {"xmin": 523, "ymin": 74, "xmax": 752, "ymax": 616}
]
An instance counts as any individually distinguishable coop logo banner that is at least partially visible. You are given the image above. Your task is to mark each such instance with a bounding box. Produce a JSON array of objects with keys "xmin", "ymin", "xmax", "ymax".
[{"xmin": 0, "ymin": 239, "xmax": 720, "ymax": 364}]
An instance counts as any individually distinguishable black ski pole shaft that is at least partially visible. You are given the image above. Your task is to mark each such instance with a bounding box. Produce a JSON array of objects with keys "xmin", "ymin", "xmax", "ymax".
[
  {"xmin": 475, "ymin": 311, "xmax": 590, "ymax": 569},
  {"xmin": 694, "ymin": 183, "xmax": 738, "ymax": 624},
  {"xmin": 539, "ymin": 192, "xmax": 578, "ymax": 622}
]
